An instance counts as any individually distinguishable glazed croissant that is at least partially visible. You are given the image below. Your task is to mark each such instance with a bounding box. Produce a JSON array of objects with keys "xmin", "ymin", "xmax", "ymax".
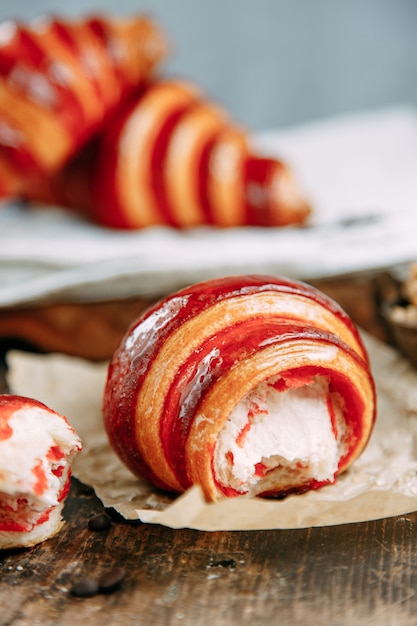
[
  {"xmin": 0, "ymin": 14, "xmax": 167, "ymax": 199},
  {"xmin": 103, "ymin": 275, "xmax": 376, "ymax": 502},
  {"xmin": 23, "ymin": 78, "xmax": 312, "ymax": 229}
]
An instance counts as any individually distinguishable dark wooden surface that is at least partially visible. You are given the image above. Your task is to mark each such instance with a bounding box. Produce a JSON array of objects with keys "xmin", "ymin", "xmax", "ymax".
[
  {"xmin": 1, "ymin": 274, "xmax": 417, "ymax": 626},
  {"xmin": 2, "ymin": 476, "xmax": 417, "ymax": 626}
]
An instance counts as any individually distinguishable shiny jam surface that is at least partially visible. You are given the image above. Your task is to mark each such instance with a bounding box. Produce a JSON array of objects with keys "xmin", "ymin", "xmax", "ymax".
[{"xmin": 104, "ymin": 275, "xmax": 374, "ymax": 495}]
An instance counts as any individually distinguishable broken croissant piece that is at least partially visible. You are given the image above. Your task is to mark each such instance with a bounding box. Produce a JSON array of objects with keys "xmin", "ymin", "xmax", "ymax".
[
  {"xmin": 24, "ymin": 79, "xmax": 312, "ymax": 229},
  {"xmin": 0, "ymin": 394, "xmax": 82, "ymax": 549},
  {"xmin": 103, "ymin": 275, "xmax": 376, "ymax": 502},
  {"xmin": 0, "ymin": 14, "xmax": 167, "ymax": 199}
]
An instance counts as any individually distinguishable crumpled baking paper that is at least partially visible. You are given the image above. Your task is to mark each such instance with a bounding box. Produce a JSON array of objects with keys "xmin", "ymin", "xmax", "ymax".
[{"xmin": 6, "ymin": 331, "xmax": 417, "ymax": 530}]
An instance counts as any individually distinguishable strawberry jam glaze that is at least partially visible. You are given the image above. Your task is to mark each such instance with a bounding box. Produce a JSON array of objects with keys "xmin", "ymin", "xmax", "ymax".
[{"xmin": 103, "ymin": 275, "xmax": 376, "ymax": 501}]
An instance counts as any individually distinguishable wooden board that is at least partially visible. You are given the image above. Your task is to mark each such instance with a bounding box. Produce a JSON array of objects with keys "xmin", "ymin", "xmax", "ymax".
[{"xmin": 1, "ymin": 477, "xmax": 417, "ymax": 626}]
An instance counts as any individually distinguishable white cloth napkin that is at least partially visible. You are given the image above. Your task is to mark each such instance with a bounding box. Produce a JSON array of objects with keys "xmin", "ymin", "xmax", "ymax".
[{"xmin": 1, "ymin": 105, "xmax": 417, "ymax": 307}]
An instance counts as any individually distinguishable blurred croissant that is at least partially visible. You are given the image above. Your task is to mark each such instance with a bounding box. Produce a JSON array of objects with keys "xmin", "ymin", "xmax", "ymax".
[
  {"xmin": 0, "ymin": 13, "xmax": 168, "ymax": 199},
  {"xmin": 23, "ymin": 78, "xmax": 312, "ymax": 229}
]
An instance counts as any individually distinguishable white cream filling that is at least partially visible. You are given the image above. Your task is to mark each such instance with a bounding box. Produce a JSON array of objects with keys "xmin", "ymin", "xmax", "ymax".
[
  {"xmin": 0, "ymin": 405, "xmax": 81, "ymax": 516},
  {"xmin": 214, "ymin": 376, "xmax": 346, "ymax": 496}
]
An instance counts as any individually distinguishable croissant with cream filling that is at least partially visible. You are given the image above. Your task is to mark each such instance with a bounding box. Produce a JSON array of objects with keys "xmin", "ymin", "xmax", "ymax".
[{"xmin": 103, "ymin": 275, "xmax": 376, "ymax": 502}]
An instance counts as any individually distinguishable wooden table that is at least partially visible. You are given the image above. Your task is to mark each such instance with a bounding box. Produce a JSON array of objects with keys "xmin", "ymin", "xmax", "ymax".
[{"xmin": 1, "ymin": 274, "xmax": 416, "ymax": 626}]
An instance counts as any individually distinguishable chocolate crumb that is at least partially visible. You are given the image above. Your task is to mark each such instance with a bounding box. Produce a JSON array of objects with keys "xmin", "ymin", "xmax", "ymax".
[
  {"xmin": 71, "ymin": 577, "xmax": 99, "ymax": 597},
  {"xmin": 99, "ymin": 566, "xmax": 126, "ymax": 593},
  {"xmin": 88, "ymin": 512, "xmax": 112, "ymax": 531}
]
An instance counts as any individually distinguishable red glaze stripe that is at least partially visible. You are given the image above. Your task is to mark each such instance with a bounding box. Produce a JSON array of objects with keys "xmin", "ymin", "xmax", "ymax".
[
  {"xmin": 243, "ymin": 156, "xmax": 279, "ymax": 226},
  {"xmin": 0, "ymin": 143, "xmax": 40, "ymax": 180},
  {"xmin": 196, "ymin": 131, "xmax": 221, "ymax": 224}
]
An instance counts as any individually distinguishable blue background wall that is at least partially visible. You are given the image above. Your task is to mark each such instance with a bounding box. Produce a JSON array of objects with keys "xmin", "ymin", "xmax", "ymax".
[{"xmin": 1, "ymin": 0, "xmax": 416, "ymax": 132}]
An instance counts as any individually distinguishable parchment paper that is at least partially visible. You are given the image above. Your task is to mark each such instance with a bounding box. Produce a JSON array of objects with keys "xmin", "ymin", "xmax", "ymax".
[{"xmin": 7, "ymin": 331, "xmax": 417, "ymax": 530}]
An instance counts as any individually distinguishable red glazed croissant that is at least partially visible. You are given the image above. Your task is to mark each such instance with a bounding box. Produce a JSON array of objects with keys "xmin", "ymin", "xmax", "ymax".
[
  {"xmin": 23, "ymin": 78, "xmax": 311, "ymax": 229},
  {"xmin": 0, "ymin": 14, "xmax": 167, "ymax": 199},
  {"xmin": 103, "ymin": 275, "xmax": 376, "ymax": 502},
  {"xmin": 0, "ymin": 394, "xmax": 81, "ymax": 549}
]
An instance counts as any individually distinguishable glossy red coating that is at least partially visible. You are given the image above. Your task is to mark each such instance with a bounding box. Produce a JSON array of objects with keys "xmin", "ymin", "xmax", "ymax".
[{"xmin": 104, "ymin": 275, "xmax": 375, "ymax": 499}]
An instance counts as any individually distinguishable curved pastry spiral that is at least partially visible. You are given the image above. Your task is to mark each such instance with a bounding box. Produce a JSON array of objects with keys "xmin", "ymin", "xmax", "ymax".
[
  {"xmin": 0, "ymin": 14, "xmax": 167, "ymax": 199},
  {"xmin": 103, "ymin": 275, "xmax": 376, "ymax": 502}
]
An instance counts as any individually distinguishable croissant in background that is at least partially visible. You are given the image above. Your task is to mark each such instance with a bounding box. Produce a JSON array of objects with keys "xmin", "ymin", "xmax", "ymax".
[
  {"xmin": 1, "ymin": 12, "xmax": 311, "ymax": 229},
  {"xmin": 24, "ymin": 77, "xmax": 312, "ymax": 229},
  {"xmin": 0, "ymin": 14, "xmax": 168, "ymax": 199}
]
